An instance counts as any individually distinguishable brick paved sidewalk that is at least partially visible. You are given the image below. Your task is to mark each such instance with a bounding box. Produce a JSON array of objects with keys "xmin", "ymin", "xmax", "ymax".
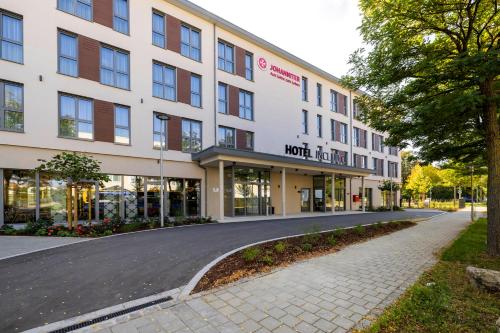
[{"xmin": 79, "ymin": 212, "xmax": 469, "ymax": 333}]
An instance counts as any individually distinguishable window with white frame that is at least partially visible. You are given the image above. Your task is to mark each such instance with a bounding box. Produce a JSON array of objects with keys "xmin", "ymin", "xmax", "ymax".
[
  {"xmin": 182, "ymin": 119, "xmax": 202, "ymax": 153},
  {"xmin": 340, "ymin": 122, "xmax": 348, "ymax": 144},
  {"xmin": 218, "ymin": 41, "xmax": 234, "ymax": 73},
  {"xmin": 301, "ymin": 76, "xmax": 308, "ymax": 101},
  {"xmin": 373, "ymin": 158, "xmax": 384, "ymax": 176},
  {"xmin": 302, "ymin": 110, "xmax": 308, "ymax": 134},
  {"xmin": 113, "ymin": 0, "xmax": 129, "ymax": 34},
  {"xmin": 330, "ymin": 90, "xmax": 337, "ymax": 112},
  {"xmin": 317, "ymin": 83, "xmax": 322, "ymax": 106},
  {"xmin": 388, "ymin": 161, "xmax": 398, "ymax": 178},
  {"xmin": 114, "ymin": 105, "xmax": 130, "ymax": 144},
  {"xmin": 57, "ymin": 0, "xmax": 92, "ymax": 21},
  {"xmin": 153, "ymin": 112, "xmax": 166, "ymax": 149},
  {"xmin": 239, "ymin": 90, "xmax": 253, "ymax": 120},
  {"xmin": 59, "ymin": 93, "xmax": 93, "ymax": 140},
  {"xmin": 152, "ymin": 11, "xmax": 166, "ymax": 48},
  {"xmin": 245, "ymin": 53, "xmax": 253, "ymax": 80},
  {"xmin": 100, "ymin": 46, "xmax": 130, "ymax": 89},
  {"xmin": 153, "ymin": 62, "xmax": 176, "ymax": 101},
  {"xmin": 317, "ymin": 114, "xmax": 322, "ymax": 138},
  {"xmin": 389, "ymin": 146, "xmax": 398, "ymax": 156},
  {"xmin": 181, "ymin": 24, "xmax": 201, "ymax": 61},
  {"xmin": 0, "ymin": 11, "xmax": 23, "ymax": 63},
  {"xmin": 218, "ymin": 126, "xmax": 235, "ymax": 148},
  {"xmin": 218, "ymin": 83, "xmax": 227, "ymax": 114},
  {"xmin": 0, "ymin": 81, "xmax": 23, "ymax": 131},
  {"xmin": 58, "ymin": 31, "xmax": 78, "ymax": 77},
  {"xmin": 245, "ymin": 131, "xmax": 254, "ymax": 150},
  {"xmin": 354, "ymin": 154, "xmax": 368, "ymax": 169},
  {"xmin": 190, "ymin": 74, "xmax": 201, "ymax": 107}
]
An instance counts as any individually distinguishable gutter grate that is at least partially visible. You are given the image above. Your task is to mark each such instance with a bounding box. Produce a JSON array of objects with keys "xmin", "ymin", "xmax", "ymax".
[{"xmin": 49, "ymin": 296, "xmax": 173, "ymax": 333}]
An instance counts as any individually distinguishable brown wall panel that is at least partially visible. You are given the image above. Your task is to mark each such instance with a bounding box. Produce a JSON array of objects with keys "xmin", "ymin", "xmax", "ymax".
[
  {"xmin": 235, "ymin": 46, "xmax": 246, "ymax": 78},
  {"xmin": 94, "ymin": 100, "xmax": 115, "ymax": 143},
  {"xmin": 335, "ymin": 121, "xmax": 341, "ymax": 141},
  {"xmin": 228, "ymin": 85, "xmax": 239, "ymax": 117},
  {"xmin": 167, "ymin": 115, "xmax": 182, "ymax": 151},
  {"xmin": 166, "ymin": 15, "xmax": 181, "ymax": 53},
  {"xmin": 78, "ymin": 35, "xmax": 100, "ymax": 82},
  {"xmin": 236, "ymin": 129, "xmax": 247, "ymax": 150},
  {"xmin": 177, "ymin": 68, "xmax": 191, "ymax": 105},
  {"xmin": 93, "ymin": 0, "xmax": 113, "ymax": 28},
  {"xmin": 338, "ymin": 93, "xmax": 346, "ymax": 115}
]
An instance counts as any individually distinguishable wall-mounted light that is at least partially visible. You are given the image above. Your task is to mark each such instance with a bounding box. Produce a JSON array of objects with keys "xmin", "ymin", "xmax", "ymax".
[
  {"xmin": 39, "ymin": 75, "xmax": 43, "ymax": 82},
  {"xmin": 141, "ymin": 98, "xmax": 144, "ymax": 104}
]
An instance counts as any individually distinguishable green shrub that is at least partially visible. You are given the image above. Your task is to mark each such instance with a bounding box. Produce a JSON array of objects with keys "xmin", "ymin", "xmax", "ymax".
[
  {"xmin": 35, "ymin": 228, "xmax": 48, "ymax": 236},
  {"xmin": 0, "ymin": 224, "xmax": 17, "ymax": 235},
  {"xmin": 375, "ymin": 222, "xmax": 384, "ymax": 229},
  {"xmin": 327, "ymin": 234, "xmax": 337, "ymax": 246},
  {"xmin": 301, "ymin": 243, "xmax": 313, "ymax": 252},
  {"xmin": 333, "ymin": 228, "xmax": 346, "ymax": 237},
  {"xmin": 242, "ymin": 247, "xmax": 261, "ymax": 262},
  {"xmin": 354, "ymin": 224, "xmax": 365, "ymax": 235},
  {"xmin": 25, "ymin": 219, "xmax": 54, "ymax": 234},
  {"xmin": 56, "ymin": 230, "xmax": 71, "ymax": 237},
  {"xmin": 274, "ymin": 241, "xmax": 287, "ymax": 253},
  {"xmin": 260, "ymin": 254, "xmax": 274, "ymax": 265},
  {"xmin": 101, "ymin": 230, "xmax": 113, "ymax": 236}
]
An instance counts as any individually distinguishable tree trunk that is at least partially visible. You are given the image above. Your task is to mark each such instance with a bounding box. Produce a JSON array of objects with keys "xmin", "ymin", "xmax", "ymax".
[
  {"xmin": 481, "ymin": 79, "xmax": 500, "ymax": 256},
  {"xmin": 73, "ymin": 187, "xmax": 78, "ymax": 229},
  {"xmin": 66, "ymin": 185, "xmax": 72, "ymax": 230},
  {"xmin": 453, "ymin": 186, "xmax": 456, "ymax": 208}
]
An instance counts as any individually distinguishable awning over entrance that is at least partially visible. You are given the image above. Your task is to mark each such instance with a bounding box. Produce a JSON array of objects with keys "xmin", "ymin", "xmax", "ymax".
[{"xmin": 192, "ymin": 146, "xmax": 373, "ymax": 177}]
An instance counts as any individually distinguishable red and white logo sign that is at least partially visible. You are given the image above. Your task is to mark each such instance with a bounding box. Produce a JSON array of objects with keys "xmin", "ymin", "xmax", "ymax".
[{"xmin": 258, "ymin": 57, "xmax": 267, "ymax": 70}]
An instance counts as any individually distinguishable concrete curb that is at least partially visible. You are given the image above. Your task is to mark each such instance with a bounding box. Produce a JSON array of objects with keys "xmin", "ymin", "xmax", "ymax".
[
  {"xmin": 179, "ymin": 212, "xmax": 447, "ymax": 299},
  {"xmin": 22, "ymin": 288, "xmax": 182, "ymax": 333}
]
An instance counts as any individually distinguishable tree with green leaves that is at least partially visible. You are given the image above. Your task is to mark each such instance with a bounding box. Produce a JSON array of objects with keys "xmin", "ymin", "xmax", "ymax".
[
  {"xmin": 406, "ymin": 164, "xmax": 442, "ymax": 205},
  {"xmin": 35, "ymin": 152, "xmax": 110, "ymax": 229},
  {"xmin": 344, "ymin": 0, "xmax": 499, "ymax": 255}
]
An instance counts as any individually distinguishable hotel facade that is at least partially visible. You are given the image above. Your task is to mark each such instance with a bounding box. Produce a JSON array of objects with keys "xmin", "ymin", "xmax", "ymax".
[{"xmin": 0, "ymin": 0, "xmax": 401, "ymax": 225}]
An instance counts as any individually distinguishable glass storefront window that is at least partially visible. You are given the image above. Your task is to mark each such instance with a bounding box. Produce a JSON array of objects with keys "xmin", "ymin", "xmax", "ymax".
[
  {"xmin": 146, "ymin": 177, "xmax": 161, "ymax": 219},
  {"xmin": 335, "ymin": 178, "xmax": 346, "ymax": 211},
  {"xmin": 226, "ymin": 167, "xmax": 270, "ymax": 217},
  {"xmin": 39, "ymin": 175, "xmax": 67, "ymax": 223},
  {"xmin": 185, "ymin": 179, "xmax": 201, "ymax": 216},
  {"xmin": 167, "ymin": 178, "xmax": 184, "ymax": 217},
  {"xmin": 123, "ymin": 176, "xmax": 145, "ymax": 220},
  {"xmin": 100, "ymin": 175, "xmax": 122, "ymax": 219},
  {"xmin": 3, "ymin": 170, "xmax": 36, "ymax": 223}
]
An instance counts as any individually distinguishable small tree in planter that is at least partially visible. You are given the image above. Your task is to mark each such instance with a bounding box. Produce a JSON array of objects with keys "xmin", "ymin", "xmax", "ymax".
[
  {"xmin": 378, "ymin": 180, "xmax": 401, "ymax": 209},
  {"xmin": 35, "ymin": 152, "xmax": 110, "ymax": 230}
]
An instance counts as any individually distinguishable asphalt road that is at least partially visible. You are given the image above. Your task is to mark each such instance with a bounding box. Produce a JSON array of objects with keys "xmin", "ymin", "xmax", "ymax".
[{"xmin": 0, "ymin": 210, "xmax": 442, "ymax": 332}]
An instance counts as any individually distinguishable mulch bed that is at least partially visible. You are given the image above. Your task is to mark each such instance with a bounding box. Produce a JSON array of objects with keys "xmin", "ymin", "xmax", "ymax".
[{"xmin": 192, "ymin": 221, "xmax": 416, "ymax": 294}]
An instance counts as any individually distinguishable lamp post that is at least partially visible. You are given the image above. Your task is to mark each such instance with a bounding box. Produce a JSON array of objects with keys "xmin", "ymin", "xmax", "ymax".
[{"xmin": 156, "ymin": 113, "xmax": 170, "ymax": 227}]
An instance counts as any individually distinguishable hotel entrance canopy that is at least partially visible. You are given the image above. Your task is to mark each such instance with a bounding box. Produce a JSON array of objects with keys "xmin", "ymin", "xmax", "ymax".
[{"xmin": 192, "ymin": 146, "xmax": 373, "ymax": 177}]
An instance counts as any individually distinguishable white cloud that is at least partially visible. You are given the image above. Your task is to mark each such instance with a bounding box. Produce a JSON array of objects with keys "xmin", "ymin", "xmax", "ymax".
[{"xmin": 189, "ymin": 0, "xmax": 363, "ymax": 77}]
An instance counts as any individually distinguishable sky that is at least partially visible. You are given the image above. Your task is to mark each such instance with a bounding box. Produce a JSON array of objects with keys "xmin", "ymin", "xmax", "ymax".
[{"xmin": 189, "ymin": 0, "xmax": 364, "ymax": 78}]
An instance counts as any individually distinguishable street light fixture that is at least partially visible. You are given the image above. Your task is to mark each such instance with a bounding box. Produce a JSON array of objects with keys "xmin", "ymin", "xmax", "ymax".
[{"xmin": 156, "ymin": 113, "xmax": 170, "ymax": 227}]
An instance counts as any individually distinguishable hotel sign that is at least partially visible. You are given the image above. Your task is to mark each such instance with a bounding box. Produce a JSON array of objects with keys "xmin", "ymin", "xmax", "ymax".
[
  {"xmin": 285, "ymin": 145, "xmax": 347, "ymax": 165},
  {"xmin": 258, "ymin": 57, "xmax": 300, "ymax": 87}
]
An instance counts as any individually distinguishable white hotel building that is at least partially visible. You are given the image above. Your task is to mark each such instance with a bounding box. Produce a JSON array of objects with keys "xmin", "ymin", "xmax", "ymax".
[{"xmin": 0, "ymin": 0, "xmax": 401, "ymax": 225}]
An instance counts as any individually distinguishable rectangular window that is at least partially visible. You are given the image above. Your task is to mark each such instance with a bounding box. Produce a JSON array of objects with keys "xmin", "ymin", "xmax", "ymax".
[
  {"xmin": 245, "ymin": 53, "xmax": 253, "ymax": 80},
  {"xmin": 180, "ymin": 24, "xmax": 201, "ymax": 61},
  {"xmin": 343, "ymin": 95, "xmax": 348, "ymax": 115},
  {"xmin": 182, "ymin": 119, "xmax": 202, "ymax": 153},
  {"xmin": 218, "ymin": 126, "xmax": 235, "ymax": 148},
  {"xmin": 340, "ymin": 123, "xmax": 348, "ymax": 144},
  {"xmin": 301, "ymin": 110, "xmax": 308, "ymax": 134},
  {"xmin": 389, "ymin": 147, "xmax": 398, "ymax": 156},
  {"xmin": 153, "ymin": 112, "xmax": 167, "ymax": 149},
  {"xmin": 373, "ymin": 158, "xmax": 384, "ymax": 176},
  {"xmin": 59, "ymin": 93, "xmax": 93, "ymax": 140},
  {"xmin": 317, "ymin": 114, "xmax": 322, "ymax": 138},
  {"xmin": 354, "ymin": 154, "xmax": 368, "ymax": 169},
  {"xmin": 218, "ymin": 83, "xmax": 227, "ymax": 114},
  {"xmin": 218, "ymin": 41, "xmax": 234, "ymax": 73},
  {"xmin": 100, "ymin": 46, "xmax": 130, "ymax": 89},
  {"xmin": 317, "ymin": 83, "xmax": 322, "ymax": 106},
  {"xmin": 113, "ymin": 0, "xmax": 129, "ymax": 34},
  {"xmin": 239, "ymin": 90, "xmax": 253, "ymax": 120},
  {"xmin": 190, "ymin": 74, "xmax": 201, "ymax": 107},
  {"xmin": 301, "ymin": 76, "xmax": 308, "ymax": 101},
  {"xmin": 330, "ymin": 119, "xmax": 335, "ymax": 141},
  {"xmin": 153, "ymin": 62, "xmax": 176, "ymax": 101},
  {"xmin": 330, "ymin": 90, "xmax": 337, "ymax": 112},
  {"xmin": 388, "ymin": 161, "xmax": 398, "ymax": 178},
  {"xmin": 331, "ymin": 149, "xmax": 348, "ymax": 165},
  {"xmin": 245, "ymin": 131, "xmax": 254, "ymax": 150},
  {"xmin": 0, "ymin": 80, "xmax": 23, "ymax": 131},
  {"xmin": 58, "ymin": 31, "xmax": 78, "ymax": 77},
  {"xmin": 57, "ymin": 0, "xmax": 92, "ymax": 21},
  {"xmin": 353, "ymin": 100, "xmax": 363, "ymax": 120},
  {"xmin": 0, "ymin": 11, "xmax": 23, "ymax": 63},
  {"xmin": 372, "ymin": 133, "xmax": 384, "ymax": 152},
  {"xmin": 152, "ymin": 11, "xmax": 165, "ymax": 48},
  {"xmin": 114, "ymin": 105, "xmax": 130, "ymax": 144}
]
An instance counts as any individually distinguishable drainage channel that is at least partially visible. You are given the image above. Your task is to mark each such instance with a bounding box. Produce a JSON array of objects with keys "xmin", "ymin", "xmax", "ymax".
[{"xmin": 49, "ymin": 296, "xmax": 174, "ymax": 333}]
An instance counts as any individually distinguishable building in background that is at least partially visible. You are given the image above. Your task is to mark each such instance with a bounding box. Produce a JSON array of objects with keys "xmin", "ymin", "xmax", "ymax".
[{"xmin": 0, "ymin": 0, "xmax": 401, "ymax": 224}]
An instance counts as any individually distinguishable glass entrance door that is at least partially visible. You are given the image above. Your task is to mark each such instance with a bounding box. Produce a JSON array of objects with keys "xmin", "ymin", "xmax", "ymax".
[
  {"xmin": 301, "ymin": 188, "xmax": 311, "ymax": 212},
  {"xmin": 227, "ymin": 167, "xmax": 271, "ymax": 217},
  {"xmin": 313, "ymin": 176, "xmax": 325, "ymax": 212}
]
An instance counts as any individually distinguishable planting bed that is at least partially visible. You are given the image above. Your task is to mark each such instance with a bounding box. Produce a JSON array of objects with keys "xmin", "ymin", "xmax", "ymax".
[{"xmin": 193, "ymin": 221, "xmax": 416, "ymax": 293}]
